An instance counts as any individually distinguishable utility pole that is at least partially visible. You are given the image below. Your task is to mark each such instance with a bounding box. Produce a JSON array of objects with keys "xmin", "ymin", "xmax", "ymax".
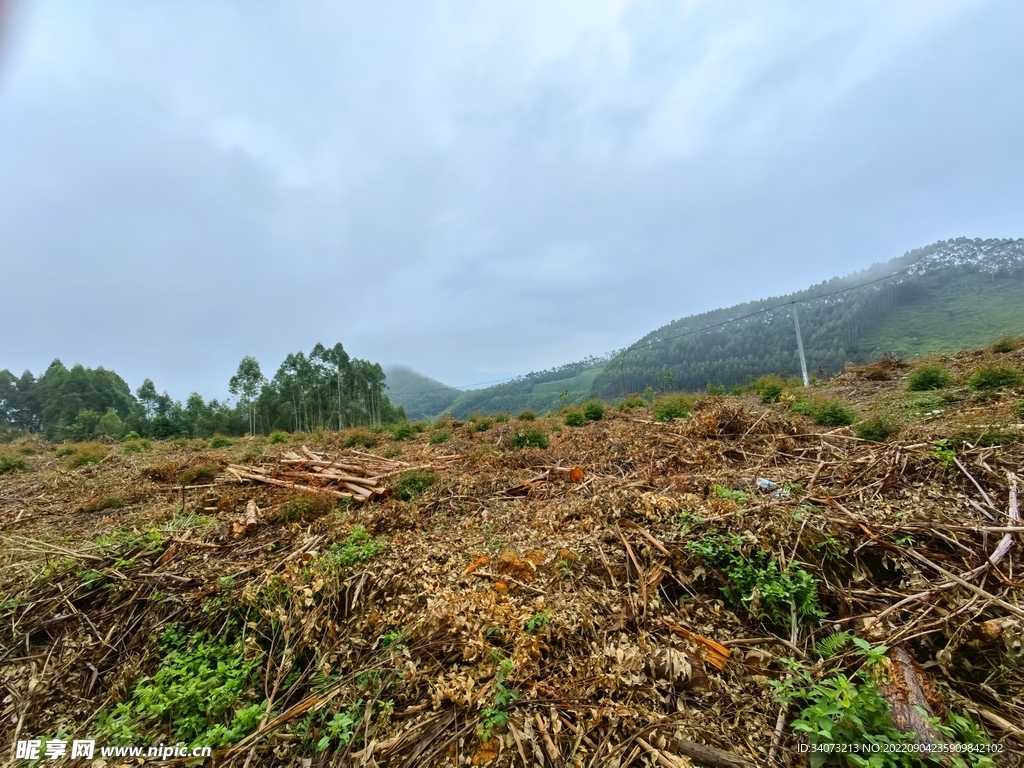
[{"xmin": 792, "ymin": 303, "xmax": 809, "ymax": 387}]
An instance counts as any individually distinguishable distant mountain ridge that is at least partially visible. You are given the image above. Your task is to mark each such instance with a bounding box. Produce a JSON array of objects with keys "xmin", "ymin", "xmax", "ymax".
[{"xmin": 385, "ymin": 237, "xmax": 1024, "ymax": 418}]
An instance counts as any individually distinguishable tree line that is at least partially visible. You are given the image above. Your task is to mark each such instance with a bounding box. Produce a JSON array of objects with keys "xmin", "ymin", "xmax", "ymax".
[{"xmin": 0, "ymin": 342, "xmax": 403, "ymax": 442}]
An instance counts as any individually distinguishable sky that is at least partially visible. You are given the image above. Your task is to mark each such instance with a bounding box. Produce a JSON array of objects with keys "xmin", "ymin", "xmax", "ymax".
[{"xmin": 1, "ymin": 0, "xmax": 1022, "ymax": 401}]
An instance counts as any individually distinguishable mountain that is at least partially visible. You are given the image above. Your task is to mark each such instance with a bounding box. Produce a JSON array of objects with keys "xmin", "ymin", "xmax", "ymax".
[
  {"xmin": 589, "ymin": 237, "xmax": 1024, "ymax": 398},
  {"xmin": 383, "ymin": 365, "xmax": 461, "ymax": 421},
  {"xmin": 388, "ymin": 237, "xmax": 1024, "ymax": 419}
]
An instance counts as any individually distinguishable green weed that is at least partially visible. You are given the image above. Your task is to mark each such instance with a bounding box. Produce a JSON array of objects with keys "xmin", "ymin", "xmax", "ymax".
[
  {"xmin": 97, "ymin": 624, "xmax": 264, "ymax": 747},
  {"xmin": 391, "ymin": 422, "xmax": 416, "ymax": 441},
  {"xmin": 686, "ymin": 533, "xmax": 823, "ymax": 627},
  {"xmin": 525, "ymin": 611, "xmax": 551, "ymax": 635},
  {"xmin": 392, "ymin": 470, "xmax": 438, "ymax": 501},
  {"xmin": 653, "ymin": 394, "xmax": 692, "ymax": 421},
  {"xmin": 582, "ymin": 400, "xmax": 605, "ymax": 421},
  {"xmin": 968, "ymin": 365, "xmax": 1022, "ymax": 390},
  {"xmin": 428, "ymin": 430, "xmax": 451, "ymax": 445},
  {"xmin": 0, "ymin": 451, "xmax": 26, "ymax": 474},
  {"xmin": 508, "ymin": 427, "xmax": 549, "ymax": 449},
  {"xmin": 209, "ymin": 435, "xmax": 234, "ymax": 448},
  {"xmin": 311, "ymin": 526, "xmax": 387, "ymax": 573},
  {"xmin": 121, "ymin": 439, "xmax": 153, "ymax": 454},
  {"xmin": 562, "ymin": 408, "xmax": 586, "ymax": 427},
  {"xmin": 269, "ymin": 430, "xmax": 288, "ymax": 444},
  {"xmin": 473, "ymin": 418, "xmax": 494, "ymax": 433},
  {"xmin": 854, "ymin": 415, "xmax": 898, "ymax": 442},
  {"xmin": 907, "ymin": 365, "xmax": 953, "ymax": 391},
  {"xmin": 344, "ymin": 430, "xmax": 377, "ymax": 448},
  {"xmin": 617, "ymin": 393, "xmax": 647, "ymax": 410},
  {"xmin": 713, "ymin": 485, "xmax": 750, "ymax": 504},
  {"xmin": 517, "ymin": 409, "xmax": 536, "ymax": 421}
]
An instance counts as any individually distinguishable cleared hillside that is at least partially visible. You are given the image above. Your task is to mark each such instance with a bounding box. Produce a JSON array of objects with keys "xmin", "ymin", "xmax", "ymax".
[{"xmin": 2, "ymin": 341, "xmax": 1023, "ymax": 765}]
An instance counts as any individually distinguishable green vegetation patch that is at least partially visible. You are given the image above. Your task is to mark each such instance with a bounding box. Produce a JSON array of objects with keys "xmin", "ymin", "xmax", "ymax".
[
  {"xmin": 854, "ymin": 415, "xmax": 899, "ymax": 442},
  {"xmin": 63, "ymin": 443, "xmax": 109, "ymax": 468},
  {"xmin": 617, "ymin": 393, "xmax": 647, "ymax": 410},
  {"xmin": 517, "ymin": 409, "xmax": 536, "ymax": 421},
  {"xmin": 582, "ymin": 400, "xmax": 605, "ymax": 421},
  {"xmin": 508, "ymin": 426, "xmax": 549, "ymax": 450},
  {"xmin": 209, "ymin": 435, "xmax": 234, "ymax": 449},
  {"xmin": 312, "ymin": 526, "xmax": 387, "ymax": 573},
  {"xmin": 121, "ymin": 439, "xmax": 153, "ymax": 454},
  {"xmin": 754, "ymin": 375, "xmax": 786, "ymax": 403},
  {"xmin": 274, "ymin": 491, "xmax": 337, "ymax": 523},
  {"xmin": 344, "ymin": 429, "xmax": 377, "ymax": 448},
  {"xmin": 428, "ymin": 430, "xmax": 451, "ymax": 445},
  {"xmin": 97, "ymin": 624, "xmax": 265, "ymax": 747},
  {"xmin": 791, "ymin": 397, "xmax": 855, "ymax": 427},
  {"xmin": 269, "ymin": 430, "xmax": 289, "ymax": 444},
  {"xmin": 653, "ymin": 394, "xmax": 692, "ymax": 422},
  {"xmin": 473, "ymin": 418, "xmax": 494, "ymax": 433},
  {"xmin": 0, "ymin": 450, "xmax": 27, "ymax": 475},
  {"xmin": 907, "ymin": 364, "xmax": 953, "ymax": 391},
  {"xmin": 390, "ymin": 422, "xmax": 416, "ymax": 441},
  {"xmin": 773, "ymin": 639, "xmax": 995, "ymax": 767},
  {"xmin": 968, "ymin": 365, "xmax": 1022, "ymax": 390},
  {"xmin": 562, "ymin": 408, "xmax": 586, "ymax": 427},
  {"xmin": 686, "ymin": 533, "xmax": 823, "ymax": 627},
  {"xmin": 392, "ymin": 469, "xmax": 438, "ymax": 501}
]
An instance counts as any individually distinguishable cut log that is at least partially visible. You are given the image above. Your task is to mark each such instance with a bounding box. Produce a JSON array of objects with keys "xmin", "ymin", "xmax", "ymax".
[
  {"xmin": 245, "ymin": 499, "xmax": 258, "ymax": 531},
  {"xmin": 660, "ymin": 735, "xmax": 755, "ymax": 768},
  {"xmin": 877, "ymin": 647, "xmax": 946, "ymax": 746}
]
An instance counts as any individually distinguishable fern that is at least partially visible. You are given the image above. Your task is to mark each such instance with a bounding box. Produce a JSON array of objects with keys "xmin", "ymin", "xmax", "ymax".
[{"xmin": 814, "ymin": 631, "xmax": 851, "ymax": 659}]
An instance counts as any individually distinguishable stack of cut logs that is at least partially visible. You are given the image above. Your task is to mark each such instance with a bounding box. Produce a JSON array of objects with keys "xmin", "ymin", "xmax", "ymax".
[{"xmin": 225, "ymin": 446, "xmax": 420, "ymax": 502}]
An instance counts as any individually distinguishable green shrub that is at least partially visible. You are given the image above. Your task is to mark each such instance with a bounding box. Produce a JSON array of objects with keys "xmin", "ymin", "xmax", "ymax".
[
  {"xmin": 494, "ymin": 413, "xmax": 510, "ymax": 423},
  {"xmin": 754, "ymin": 375, "xmax": 785, "ymax": 403},
  {"xmin": 968, "ymin": 365, "xmax": 1022, "ymax": 391},
  {"xmin": 582, "ymin": 400, "xmax": 605, "ymax": 421},
  {"xmin": 121, "ymin": 439, "xmax": 153, "ymax": 454},
  {"xmin": 411, "ymin": 421, "xmax": 429, "ymax": 433},
  {"xmin": 209, "ymin": 435, "xmax": 234, "ymax": 449},
  {"xmin": 812, "ymin": 400, "xmax": 855, "ymax": 427},
  {"xmin": 391, "ymin": 422, "xmax": 416, "ymax": 441},
  {"xmin": 854, "ymin": 416, "xmax": 898, "ymax": 442},
  {"xmin": 392, "ymin": 470, "xmax": 438, "ymax": 501},
  {"xmin": 907, "ymin": 365, "xmax": 952, "ymax": 391},
  {"xmin": 563, "ymin": 408, "xmax": 586, "ymax": 427},
  {"xmin": 428, "ymin": 430, "xmax": 451, "ymax": 445},
  {"xmin": 269, "ymin": 431, "xmax": 288, "ymax": 444},
  {"xmin": 473, "ymin": 419, "xmax": 494, "ymax": 433},
  {"xmin": 517, "ymin": 410, "xmax": 536, "ymax": 421},
  {"xmin": 344, "ymin": 430, "xmax": 377, "ymax": 448},
  {"xmin": 617, "ymin": 393, "xmax": 647, "ymax": 410},
  {"xmin": 989, "ymin": 334, "xmax": 1019, "ymax": 354},
  {"xmin": 508, "ymin": 427, "xmax": 549, "ymax": 449},
  {"xmin": 1013, "ymin": 400, "xmax": 1024, "ymax": 419},
  {"xmin": 730, "ymin": 385, "xmax": 744, "ymax": 396},
  {"xmin": 653, "ymin": 394, "xmax": 691, "ymax": 422},
  {"xmin": 705, "ymin": 383, "xmax": 726, "ymax": 396},
  {"xmin": 121, "ymin": 431, "xmax": 142, "ymax": 441},
  {"xmin": 0, "ymin": 451, "xmax": 27, "ymax": 475},
  {"xmin": 65, "ymin": 443, "xmax": 109, "ymax": 468}
]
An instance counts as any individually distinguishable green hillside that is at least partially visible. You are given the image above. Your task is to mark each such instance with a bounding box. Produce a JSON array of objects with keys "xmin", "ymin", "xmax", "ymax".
[
  {"xmin": 444, "ymin": 359, "xmax": 606, "ymax": 418},
  {"xmin": 852, "ymin": 271, "xmax": 1024, "ymax": 360},
  {"xmin": 383, "ymin": 366, "xmax": 461, "ymax": 421},
  {"xmin": 590, "ymin": 237, "xmax": 1024, "ymax": 398}
]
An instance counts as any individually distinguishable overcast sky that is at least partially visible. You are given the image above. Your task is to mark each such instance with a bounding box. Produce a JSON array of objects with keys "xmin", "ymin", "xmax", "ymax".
[{"xmin": 1, "ymin": 1, "xmax": 1021, "ymax": 401}]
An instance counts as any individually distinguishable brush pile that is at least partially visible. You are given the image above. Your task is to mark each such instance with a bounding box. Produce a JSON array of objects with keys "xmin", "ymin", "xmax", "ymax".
[{"xmin": 2, "ymin": 355, "xmax": 1024, "ymax": 766}]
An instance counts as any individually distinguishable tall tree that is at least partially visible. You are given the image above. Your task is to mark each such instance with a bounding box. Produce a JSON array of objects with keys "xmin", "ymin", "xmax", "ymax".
[{"xmin": 229, "ymin": 356, "xmax": 265, "ymax": 436}]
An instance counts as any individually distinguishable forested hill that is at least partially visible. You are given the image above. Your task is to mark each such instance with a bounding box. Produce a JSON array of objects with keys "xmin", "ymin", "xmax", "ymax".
[
  {"xmin": 590, "ymin": 237, "xmax": 1024, "ymax": 398},
  {"xmin": 383, "ymin": 366, "xmax": 461, "ymax": 421}
]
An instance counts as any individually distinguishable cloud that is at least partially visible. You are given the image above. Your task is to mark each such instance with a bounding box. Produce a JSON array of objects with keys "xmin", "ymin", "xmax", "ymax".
[{"xmin": 0, "ymin": 0, "xmax": 1020, "ymax": 399}]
